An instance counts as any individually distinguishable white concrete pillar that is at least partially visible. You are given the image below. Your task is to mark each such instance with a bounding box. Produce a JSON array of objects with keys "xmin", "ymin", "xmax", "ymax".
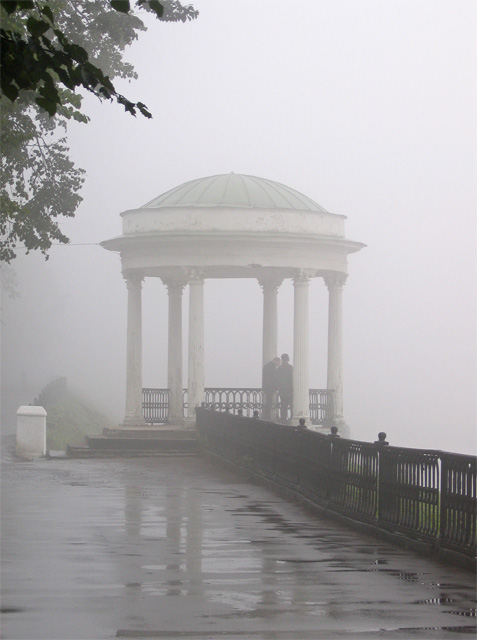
[
  {"xmin": 292, "ymin": 270, "xmax": 311, "ymax": 422},
  {"xmin": 187, "ymin": 269, "xmax": 204, "ymax": 422},
  {"xmin": 16, "ymin": 406, "xmax": 46, "ymax": 459},
  {"xmin": 258, "ymin": 276, "xmax": 282, "ymax": 366},
  {"xmin": 324, "ymin": 271, "xmax": 348, "ymax": 429},
  {"xmin": 163, "ymin": 277, "xmax": 186, "ymax": 424},
  {"xmin": 123, "ymin": 272, "xmax": 146, "ymax": 426}
]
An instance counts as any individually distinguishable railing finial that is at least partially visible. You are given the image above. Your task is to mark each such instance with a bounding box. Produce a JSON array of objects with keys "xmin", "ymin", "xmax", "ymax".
[{"xmin": 375, "ymin": 432, "xmax": 389, "ymax": 446}]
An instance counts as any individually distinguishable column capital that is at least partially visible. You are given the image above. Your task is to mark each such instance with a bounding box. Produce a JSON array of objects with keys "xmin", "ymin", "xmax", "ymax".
[
  {"xmin": 323, "ymin": 271, "xmax": 348, "ymax": 290},
  {"xmin": 257, "ymin": 275, "xmax": 283, "ymax": 292},
  {"xmin": 293, "ymin": 269, "xmax": 314, "ymax": 285},
  {"xmin": 123, "ymin": 271, "xmax": 144, "ymax": 289},
  {"xmin": 161, "ymin": 276, "xmax": 187, "ymax": 293},
  {"xmin": 188, "ymin": 268, "xmax": 205, "ymax": 284}
]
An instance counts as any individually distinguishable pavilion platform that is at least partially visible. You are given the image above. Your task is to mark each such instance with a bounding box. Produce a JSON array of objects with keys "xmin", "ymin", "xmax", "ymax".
[{"xmin": 66, "ymin": 425, "xmax": 199, "ymax": 458}]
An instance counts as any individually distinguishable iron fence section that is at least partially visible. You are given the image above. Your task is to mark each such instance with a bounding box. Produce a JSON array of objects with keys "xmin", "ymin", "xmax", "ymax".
[
  {"xmin": 143, "ymin": 388, "xmax": 169, "ymax": 424},
  {"xmin": 378, "ymin": 447, "xmax": 440, "ymax": 538},
  {"xmin": 203, "ymin": 388, "xmax": 262, "ymax": 417},
  {"xmin": 274, "ymin": 425, "xmax": 302, "ymax": 487},
  {"xmin": 440, "ymin": 452, "xmax": 476, "ymax": 554},
  {"xmin": 196, "ymin": 408, "xmax": 476, "ymax": 560},
  {"xmin": 142, "ymin": 387, "xmax": 333, "ymax": 424},
  {"xmin": 299, "ymin": 430, "xmax": 332, "ymax": 502},
  {"xmin": 309, "ymin": 389, "xmax": 334, "ymax": 425},
  {"xmin": 329, "ymin": 439, "xmax": 378, "ymax": 521}
]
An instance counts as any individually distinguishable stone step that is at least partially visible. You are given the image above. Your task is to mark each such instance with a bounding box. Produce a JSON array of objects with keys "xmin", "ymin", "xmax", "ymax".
[
  {"xmin": 65, "ymin": 444, "xmax": 197, "ymax": 458},
  {"xmin": 85, "ymin": 435, "xmax": 199, "ymax": 452},
  {"xmin": 102, "ymin": 427, "xmax": 198, "ymax": 439}
]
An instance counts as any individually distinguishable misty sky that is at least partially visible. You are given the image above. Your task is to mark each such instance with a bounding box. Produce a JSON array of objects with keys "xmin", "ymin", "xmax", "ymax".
[{"xmin": 2, "ymin": 0, "xmax": 476, "ymax": 454}]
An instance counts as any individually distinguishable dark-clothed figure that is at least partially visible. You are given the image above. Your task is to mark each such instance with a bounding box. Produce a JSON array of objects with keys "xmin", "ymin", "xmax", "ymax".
[
  {"xmin": 262, "ymin": 357, "xmax": 281, "ymax": 420},
  {"xmin": 275, "ymin": 353, "xmax": 293, "ymax": 422}
]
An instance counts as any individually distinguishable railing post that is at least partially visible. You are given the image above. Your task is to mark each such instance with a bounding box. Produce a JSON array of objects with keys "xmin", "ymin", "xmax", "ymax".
[{"xmin": 376, "ymin": 433, "xmax": 389, "ymax": 524}]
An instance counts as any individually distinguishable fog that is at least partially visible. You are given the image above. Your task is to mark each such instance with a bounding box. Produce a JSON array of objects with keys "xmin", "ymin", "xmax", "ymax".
[{"xmin": 1, "ymin": 0, "xmax": 475, "ymax": 454}]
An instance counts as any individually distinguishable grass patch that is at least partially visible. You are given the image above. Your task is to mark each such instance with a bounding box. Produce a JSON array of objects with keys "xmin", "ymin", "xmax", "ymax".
[{"xmin": 41, "ymin": 388, "xmax": 114, "ymax": 451}]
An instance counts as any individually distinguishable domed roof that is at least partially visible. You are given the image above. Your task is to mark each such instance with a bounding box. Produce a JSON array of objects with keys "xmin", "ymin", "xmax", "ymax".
[{"xmin": 141, "ymin": 173, "xmax": 328, "ymax": 213}]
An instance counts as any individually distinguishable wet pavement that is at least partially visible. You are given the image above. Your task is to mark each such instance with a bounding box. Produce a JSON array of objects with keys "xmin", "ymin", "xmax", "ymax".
[{"xmin": 1, "ymin": 442, "xmax": 476, "ymax": 640}]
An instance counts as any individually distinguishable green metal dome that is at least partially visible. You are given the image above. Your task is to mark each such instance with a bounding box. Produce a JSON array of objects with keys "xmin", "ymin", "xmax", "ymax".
[{"xmin": 142, "ymin": 173, "xmax": 327, "ymax": 212}]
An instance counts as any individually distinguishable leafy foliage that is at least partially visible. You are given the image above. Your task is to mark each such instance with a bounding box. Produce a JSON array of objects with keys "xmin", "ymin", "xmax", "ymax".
[
  {"xmin": 1, "ymin": 0, "xmax": 198, "ymax": 117},
  {"xmin": 1, "ymin": 96, "xmax": 86, "ymax": 261},
  {"xmin": 0, "ymin": 0, "xmax": 198, "ymax": 262},
  {"xmin": 41, "ymin": 387, "xmax": 114, "ymax": 450}
]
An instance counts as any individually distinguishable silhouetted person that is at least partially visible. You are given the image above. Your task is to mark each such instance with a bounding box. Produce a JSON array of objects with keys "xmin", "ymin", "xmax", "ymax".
[
  {"xmin": 275, "ymin": 353, "xmax": 293, "ymax": 422},
  {"xmin": 262, "ymin": 356, "xmax": 281, "ymax": 419}
]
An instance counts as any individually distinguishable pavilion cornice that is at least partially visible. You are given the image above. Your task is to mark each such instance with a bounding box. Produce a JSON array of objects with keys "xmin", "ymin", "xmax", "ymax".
[{"xmin": 101, "ymin": 232, "xmax": 365, "ymax": 255}]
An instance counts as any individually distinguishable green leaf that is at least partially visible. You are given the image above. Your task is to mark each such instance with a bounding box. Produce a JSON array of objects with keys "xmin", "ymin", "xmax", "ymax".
[
  {"xmin": 16, "ymin": 0, "xmax": 35, "ymax": 9},
  {"xmin": 136, "ymin": 102, "xmax": 152, "ymax": 118},
  {"xmin": 1, "ymin": 1, "xmax": 18, "ymax": 15},
  {"xmin": 1, "ymin": 79, "xmax": 19, "ymax": 102},
  {"xmin": 40, "ymin": 5, "xmax": 55, "ymax": 24},
  {"xmin": 63, "ymin": 42, "xmax": 89, "ymax": 64},
  {"xmin": 136, "ymin": 0, "xmax": 164, "ymax": 17},
  {"xmin": 40, "ymin": 74, "xmax": 60, "ymax": 104},
  {"xmin": 110, "ymin": 0, "xmax": 131, "ymax": 13},
  {"xmin": 26, "ymin": 17, "xmax": 50, "ymax": 38},
  {"xmin": 148, "ymin": 1, "xmax": 164, "ymax": 18},
  {"xmin": 52, "ymin": 28, "xmax": 68, "ymax": 47},
  {"xmin": 35, "ymin": 96, "xmax": 57, "ymax": 117}
]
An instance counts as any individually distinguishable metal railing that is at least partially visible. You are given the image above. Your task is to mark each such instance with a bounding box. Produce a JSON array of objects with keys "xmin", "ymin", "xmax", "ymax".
[
  {"xmin": 440, "ymin": 452, "xmax": 477, "ymax": 553},
  {"xmin": 143, "ymin": 388, "xmax": 170, "ymax": 424},
  {"xmin": 33, "ymin": 377, "xmax": 67, "ymax": 406},
  {"xmin": 203, "ymin": 388, "xmax": 263, "ymax": 417},
  {"xmin": 196, "ymin": 408, "xmax": 476, "ymax": 562},
  {"xmin": 142, "ymin": 387, "xmax": 334, "ymax": 425},
  {"xmin": 309, "ymin": 388, "xmax": 334, "ymax": 425}
]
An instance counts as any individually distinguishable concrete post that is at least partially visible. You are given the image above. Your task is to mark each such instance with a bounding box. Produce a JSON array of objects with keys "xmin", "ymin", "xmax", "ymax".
[
  {"xmin": 292, "ymin": 270, "xmax": 311, "ymax": 422},
  {"xmin": 16, "ymin": 406, "xmax": 46, "ymax": 459},
  {"xmin": 163, "ymin": 277, "xmax": 186, "ymax": 425},
  {"xmin": 187, "ymin": 269, "xmax": 204, "ymax": 423},
  {"xmin": 123, "ymin": 272, "xmax": 146, "ymax": 426},
  {"xmin": 324, "ymin": 271, "xmax": 347, "ymax": 432}
]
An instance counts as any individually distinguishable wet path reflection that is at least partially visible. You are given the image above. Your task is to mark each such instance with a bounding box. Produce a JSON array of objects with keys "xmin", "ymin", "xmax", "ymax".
[{"xmin": 1, "ymin": 454, "xmax": 476, "ymax": 639}]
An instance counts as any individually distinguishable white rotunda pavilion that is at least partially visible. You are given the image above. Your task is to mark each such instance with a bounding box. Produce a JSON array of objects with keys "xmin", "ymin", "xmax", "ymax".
[{"xmin": 101, "ymin": 173, "xmax": 365, "ymax": 434}]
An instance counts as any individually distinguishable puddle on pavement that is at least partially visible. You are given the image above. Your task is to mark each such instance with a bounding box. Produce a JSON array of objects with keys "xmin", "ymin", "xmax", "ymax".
[
  {"xmin": 414, "ymin": 596, "xmax": 456, "ymax": 605},
  {"xmin": 398, "ymin": 625, "xmax": 477, "ymax": 634},
  {"xmin": 0, "ymin": 607, "xmax": 25, "ymax": 614}
]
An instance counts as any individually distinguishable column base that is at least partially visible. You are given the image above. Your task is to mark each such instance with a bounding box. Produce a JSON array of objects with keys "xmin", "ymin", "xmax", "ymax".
[
  {"xmin": 122, "ymin": 416, "xmax": 147, "ymax": 428},
  {"xmin": 167, "ymin": 415, "xmax": 186, "ymax": 427}
]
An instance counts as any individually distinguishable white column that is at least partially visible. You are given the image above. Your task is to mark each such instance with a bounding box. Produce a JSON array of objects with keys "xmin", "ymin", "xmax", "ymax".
[
  {"xmin": 292, "ymin": 270, "xmax": 311, "ymax": 422},
  {"xmin": 124, "ymin": 272, "xmax": 146, "ymax": 426},
  {"xmin": 258, "ymin": 276, "xmax": 282, "ymax": 366},
  {"xmin": 187, "ymin": 269, "xmax": 204, "ymax": 423},
  {"xmin": 324, "ymin": 271, "xmax": 348, "ymax": 428},
  {"xmin": 163, "ymin": 277, "xmax": 186, "ymax": 425}
]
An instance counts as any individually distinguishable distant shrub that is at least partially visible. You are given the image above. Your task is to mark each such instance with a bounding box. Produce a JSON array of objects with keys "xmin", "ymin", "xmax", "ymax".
[{"xmin": 38, "ymin": 385, "xmax": 113, "ymax": 450}]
